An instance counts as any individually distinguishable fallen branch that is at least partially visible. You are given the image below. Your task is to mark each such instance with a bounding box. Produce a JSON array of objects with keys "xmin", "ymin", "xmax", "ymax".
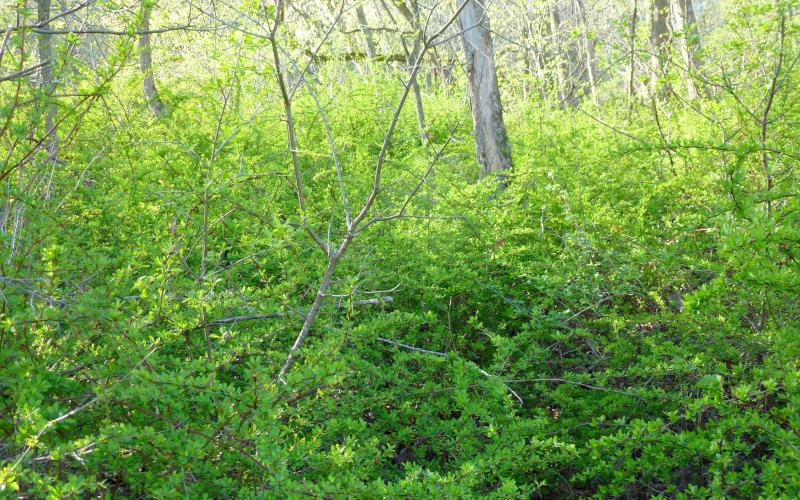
[
  {"xmin": 29, "ymin": 25, "xmax": 216, "ymax": 36},
  {"xmin": 0, "ymin": 60, "xmax": 50, "ymax": 82},
  {"xmin": 338, "ymin": 296, "xmax": 394, "ymax": 307},
  {"xmin": 503, "ymin": 378, "xmax": 642, "ymax": 398},
  {"xmin": 196, "ymin": 296, "xmax": 394, "ymax": 330},
  {"xmin": 376, "ymin": 337, "xmax": 445, "ymax": 357},
  {"xmin": 376, "ymin": 337, "xmax": 524, "ymax": 405},
  {"xmin": 210, "ymin": 312, "xmax": 288, "ymax": 326}
]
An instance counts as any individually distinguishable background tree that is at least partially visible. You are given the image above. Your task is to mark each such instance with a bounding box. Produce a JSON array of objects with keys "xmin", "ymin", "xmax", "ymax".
[
  {"xmin": 139, "ymin": 0, "xmax": 165, "ymax": 117},
  {"xmin": 650, "ymin": 0, "xmax": 672, "ymax": 96},
  {"xmin": 354, "ymin": 4, "xmax": 378, "ymax": 60},
  {"xmin": 458, "ymin": 0, "xmax": 512, "ymax": 175},
  {"xmin": 548, "ymin": 2, "xmax": 570, "ymax": 105},
  {"xmin": 387, "ymin": 0, "xmax": 430, "ymax": 144},
  {"xmin": 673, "ymin": 0, "xmax": 705, "ymax": 98},
  {"xmin": 574, "ymin": 0, "xmax": 599, "ymax": 105},
  {"xmin": 36, "ymin": 0, "xmax": 57, "ymax": 160}
]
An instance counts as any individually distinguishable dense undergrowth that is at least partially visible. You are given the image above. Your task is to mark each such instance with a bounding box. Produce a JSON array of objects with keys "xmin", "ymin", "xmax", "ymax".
[{"xmin": 2, "ymin": 6, "xmax": 800, "ymax": 497}]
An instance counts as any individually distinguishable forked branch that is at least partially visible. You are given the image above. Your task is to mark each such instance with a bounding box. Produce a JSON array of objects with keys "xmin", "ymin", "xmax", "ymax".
[{"xmin": 273, "ymin": 0, "xmax": 469, "ymax": 382}]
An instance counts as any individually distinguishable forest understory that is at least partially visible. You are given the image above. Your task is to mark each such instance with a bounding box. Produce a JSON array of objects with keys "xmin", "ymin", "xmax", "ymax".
[{"xmin": 1, "ymin": 0, "xmax": 799, "ymax": 498}]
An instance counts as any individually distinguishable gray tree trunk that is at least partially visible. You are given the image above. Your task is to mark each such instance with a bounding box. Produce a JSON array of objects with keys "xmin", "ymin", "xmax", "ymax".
[
  {"xmin": 680, "ymin": 0, "xmax": 702, "ymax": 68},
  {"xmin": 428, "ymin": 46, "xmax": 450, "ymax": 89},
  {"xmin": 522, "ymin": 13, "xmax": 548, "ymax": 101},
  {"xmin": 390, "ymin": 0, "xmax": 429, "ymax": 144},
  {"xmin": 458, "ymin": 0, "xmax": 511, "ymax": 176},
  {"xmin": 628, "ymin": 0, "xmax": 639, "ymax": 113},
  {"xmin": 37, "ymin": 0, "xmax": 58, "ymax": 159},
  {"xmin": 575, "ymin": 0, "xmax": 599, "ymax": 105},
  {"xmin": 548, "ymin": 4, "xmax": 570, "ymax": 106},
  {"xmin": 405, "ymin": 37, "xmax": 429, "ymax": 144},
  {"xmin": 650, "ymin": 0, "xmax": 672, "ymax": 96},
  {"xmin": 355, "ymin": 5, "xmax": 377, "ymax": 59},
  {"xmin": 140, "ymin": 2, "xmax": 165, "ymax": 117}
]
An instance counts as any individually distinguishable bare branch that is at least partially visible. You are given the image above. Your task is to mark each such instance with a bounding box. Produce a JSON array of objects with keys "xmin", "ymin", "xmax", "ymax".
[
  {"xmin": 0, "ymin": 60, "xmax": 50, "ymax": 82},
  {"xmin": 267, "ymin": 0, "xmax": 329, "ymax": 256},
  {"xmin": 276, "ymin": 0, "xmax": 470, "ymax": 382},
  {"xmin": 376, "ymin": 337, "xmax": 524, "ymax": 405},
  {"xmin": 358, "ymin": 128, "xmax": 455, "ymax": 232}
]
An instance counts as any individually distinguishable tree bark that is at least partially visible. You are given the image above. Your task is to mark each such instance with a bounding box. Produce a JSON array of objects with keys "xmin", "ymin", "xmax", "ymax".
[
  {"xmin": 37, "ymin": 0, "xmax": 58, "ymax": 159},
  {"xmin": 628, "ymin": 0, "xmax": 639, "ymax": 113},
  {"xmin": 458, "ymin": 0, "xmax": 511, "ymax": 176},
  {"xmin": 574, "ymin": 0, "xmax": 599, "ymax": 105},
  {"xmin": 521, "ymin": 10, "xmax": 547, "ymax": 102},
  {"xmin": 680, "ymin": 0, "xmax": 701, "ymax": 69},
  {"xmin": 649, "ymin": 0, "xmax": 671, "ymax": 96},
  {"xmin": 390, "ymin": 0, "xmax": 429, "ymax": 144},
  {"xmin": 548, "ymin": 4, "xmax": 570, "ymax": 106},
  {"xmin": 278, "ymin": 237, "xmax": 351, "ymax": 382},
  {"xmin": 355, "ymin": 5, "xmax": 377, "ymax": 59},
  {"xmin": 139, "ymin": 1, "xmax": 165, "ymax": 117},
  {"xmin": 428, "ymin": 46, "xmax": 451, "ymax": 89},
  {"xmin": 674, "ymin": 0, "xmax": 704, "ymax": 98},
  {"xmin": 405, "ymin": 37, "xmax": 429, "ymax": 144}
]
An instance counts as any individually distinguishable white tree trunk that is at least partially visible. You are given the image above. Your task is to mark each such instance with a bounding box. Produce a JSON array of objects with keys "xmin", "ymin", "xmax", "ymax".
[{"xmin": 673, "ymin": 0, "xmax": 704, "ymax": 99}]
